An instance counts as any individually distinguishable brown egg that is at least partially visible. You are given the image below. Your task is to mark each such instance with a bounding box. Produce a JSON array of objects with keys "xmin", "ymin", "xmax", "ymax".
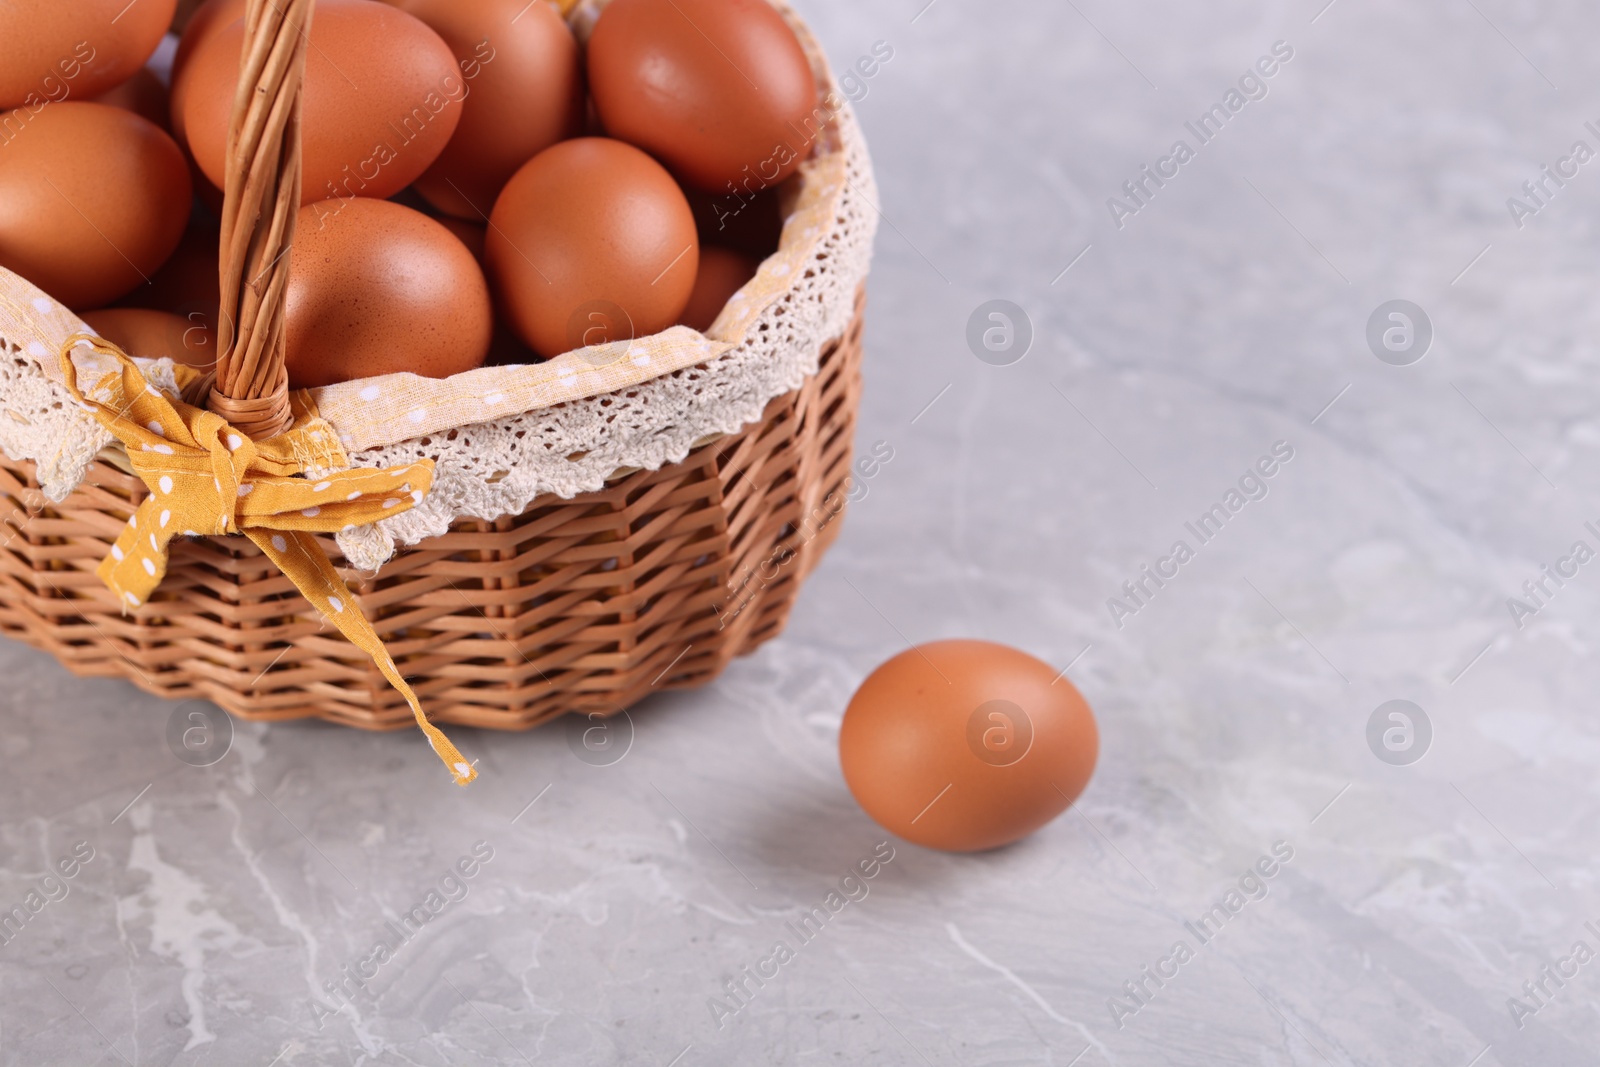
[
  {"xmin": 486, "ymin": 138, "xmax": 697, "ymax": 359},
  {"xmin": 286, "ymin": 198, "xmax": 491, "ymax": 387},
  {"xmin": 0, "ymin": 103, "xmax": 191, "ymax": 310},
  {"xmin": 92, "ymin": 67, "xmax": 170, "ymax": 130},
  {"xmin": 0, "ymin": 0, "xmax": 177, "ymax": 109},
  {"xmin": 181, "ymin": 0, "xmax": 463, "ymax": 205},
  {"xmin": 678, "ymin": 246, "xmax": 758, "ymax": 333},
  {"xmin": 401, "ymin": 0, "xmax": 584, "ymax": 219},
  {"xmin": 588, "ymin": 0, "xmax": 820, "ymax": 193},
  {"xmin": 81, "ymin": 308, "xmax": 217, "ymax": 370},
  {"xmin": 839, "ymin": 640, "xmax": 1099, "ymax": 853},
  {"xmin": 172, "ymin": 0, "xmax": 246, "ymax": 82},
  {"xmin": 116, "ymin": 216, "xmax": 221, "ymax": 330},
  {"xmin": 169, "ymin": 0, "xmax": 247, "ymax": 146}
]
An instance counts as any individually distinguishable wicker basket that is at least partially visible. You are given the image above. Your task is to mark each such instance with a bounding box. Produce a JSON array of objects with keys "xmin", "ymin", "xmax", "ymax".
[{"xmin": 0, "ymin": 0, "xmax": 865, "ymax": 734}]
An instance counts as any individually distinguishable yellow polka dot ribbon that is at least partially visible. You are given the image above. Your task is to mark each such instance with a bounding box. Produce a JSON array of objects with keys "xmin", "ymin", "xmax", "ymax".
[{"xmin": 59, "ymin": 337, "xmax": 478, "ymax": 787}]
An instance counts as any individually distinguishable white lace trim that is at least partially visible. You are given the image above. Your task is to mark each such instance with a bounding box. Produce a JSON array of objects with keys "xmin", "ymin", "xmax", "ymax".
[
  {"xmin": 336, "ymin": 106, "xmax": 876, "ymax": 570},
  {"xmin": 0, "ymin": 104, "xmax": 876, "ymax": 572}
]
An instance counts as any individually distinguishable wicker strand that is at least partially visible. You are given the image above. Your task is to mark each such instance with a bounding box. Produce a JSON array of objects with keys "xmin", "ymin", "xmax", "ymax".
[
  {"xmin": 210, "ymin": 0, "xmax": 312, "ymax": 439},
  {"xmin": 0, "ymin": 294, "xmax": 866, "ymax": 732}
]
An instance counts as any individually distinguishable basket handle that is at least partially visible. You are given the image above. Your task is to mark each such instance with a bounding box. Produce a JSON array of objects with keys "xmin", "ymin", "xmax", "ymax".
[{"xmin": 208, "ymin": 0, "xmax": 313, "ymax": 439}]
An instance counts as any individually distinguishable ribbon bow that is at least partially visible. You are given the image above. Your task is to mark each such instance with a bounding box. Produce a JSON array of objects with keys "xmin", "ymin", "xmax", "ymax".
[{"xmin": 60, "ymin": 337, "xmax": 477, "ymax": 786}]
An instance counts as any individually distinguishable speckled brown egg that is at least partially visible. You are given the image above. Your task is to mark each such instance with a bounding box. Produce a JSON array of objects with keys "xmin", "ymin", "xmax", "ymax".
[
  {"xmin": 839, "ymin": 640, "xmax": 1099, "ymax": 853},
  {"xmin": 0, "ymin": 102, "xmax": 191, "ymax": 309},
  {"xmin": 486, "ymin": 137, "xmax": 697, "ymax": 358},
  {"xmin": 180, "ymin": 0, "xmax": 463, "ymax": 204},
  {"xmin": 588, "ymin": 0, "xmax": 820, "ymax": 193},
  {"xmin": 285, "ymin": 198, "xmax": 491, "ymax": 387},
  {"xmin": 401, "ymin": 0, "xmax": 585, "ymax": 219},
  {"xmin": 0, "ymin": 0, "xmax": 178, "ymax": 109},
  {"xmin": 81, "ymin": 308, "xmax": 216, "ymax": 370}
]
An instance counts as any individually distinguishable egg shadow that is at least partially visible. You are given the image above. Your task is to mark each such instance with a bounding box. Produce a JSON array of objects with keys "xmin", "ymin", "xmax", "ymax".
[{"xmin": 721, "ymin": 775, "xmax": 1045, "ymax": 901}]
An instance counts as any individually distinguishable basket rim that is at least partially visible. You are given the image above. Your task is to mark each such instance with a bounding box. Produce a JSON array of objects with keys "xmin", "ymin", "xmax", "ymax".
[
  {"xmin": 284, "ymin": 0, "xmax": 865, "ymax": 451},
  {"xmin": 0, "ymin": 1, "xmax": 877, "ymax": 559}
]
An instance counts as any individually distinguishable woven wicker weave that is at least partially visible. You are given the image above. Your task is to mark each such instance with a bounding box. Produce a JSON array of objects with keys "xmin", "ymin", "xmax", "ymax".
[
  {"xmin": 0, "ymin": 0, "xmax": 866, "ymax": 732},
  {"xmin": 0, "ymin": 290, "xmax": 861, "ymax": 730}
]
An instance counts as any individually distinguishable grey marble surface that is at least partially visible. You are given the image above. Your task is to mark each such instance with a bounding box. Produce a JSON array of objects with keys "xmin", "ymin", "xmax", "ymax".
[{"xmin": 6, "ymin": 1, "xmax": 1600, "ymax": 1064}]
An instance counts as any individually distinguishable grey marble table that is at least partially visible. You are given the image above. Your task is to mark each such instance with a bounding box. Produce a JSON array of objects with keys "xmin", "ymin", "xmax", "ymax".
[{"xmin": 6, "ymin": 1, "xmax": 1600, "ymax": 1064}]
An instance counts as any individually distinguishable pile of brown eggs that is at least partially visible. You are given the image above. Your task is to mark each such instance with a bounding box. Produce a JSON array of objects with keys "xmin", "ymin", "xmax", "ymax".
[{"xmin": 0, "ymin": 0, "xmax": 827, "ymax": 386}]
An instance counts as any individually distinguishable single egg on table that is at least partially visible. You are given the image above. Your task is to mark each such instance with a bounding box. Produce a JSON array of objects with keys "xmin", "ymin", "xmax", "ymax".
[{"xmin": 839, "ymin": 639, "xmax": 1099, "ymax": 852}]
